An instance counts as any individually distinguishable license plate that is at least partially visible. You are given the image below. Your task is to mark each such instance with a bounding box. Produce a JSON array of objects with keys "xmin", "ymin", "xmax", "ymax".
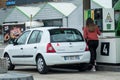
[{"xmin": 64, "ymin": 55, "xmax": 80, "ymax": 60}]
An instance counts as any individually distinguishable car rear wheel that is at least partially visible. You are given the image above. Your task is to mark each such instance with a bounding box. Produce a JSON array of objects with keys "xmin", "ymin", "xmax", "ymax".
[
  {"xmin": 36, "ymin": 55, "xmax": 48, "ymax": 74},
  {"xmin": 4, "ymin": 54, "xmax": 15, "ymax": 70}
]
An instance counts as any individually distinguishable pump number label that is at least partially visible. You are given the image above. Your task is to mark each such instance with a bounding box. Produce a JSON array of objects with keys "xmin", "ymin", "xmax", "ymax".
[{"xmin": 101, "ymin": 42, "xmax": 110, "ymax": 56}]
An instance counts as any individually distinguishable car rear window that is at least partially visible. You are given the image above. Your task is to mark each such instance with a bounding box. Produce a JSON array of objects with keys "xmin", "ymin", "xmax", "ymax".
[{"xmin": 49, "ymin": 28, "xmax": 84, "ymax": 42}]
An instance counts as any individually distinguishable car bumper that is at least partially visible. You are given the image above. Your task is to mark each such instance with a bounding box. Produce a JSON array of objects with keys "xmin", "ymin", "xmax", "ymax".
[{"xmin": 43, "ymin": 51, "xmax": 90, "ymax": 66}]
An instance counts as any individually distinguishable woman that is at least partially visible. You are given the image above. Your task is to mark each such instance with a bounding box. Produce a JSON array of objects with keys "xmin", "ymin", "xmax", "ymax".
[{"xmin": 83, "ymin": 18, "xmax": 101, "ymax": 71}]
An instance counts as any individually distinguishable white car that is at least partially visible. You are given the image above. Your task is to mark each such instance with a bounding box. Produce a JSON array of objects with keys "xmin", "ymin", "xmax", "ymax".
[{"xmin": 2, "ymin": 27, "xmax": 90, "ymax": 74}]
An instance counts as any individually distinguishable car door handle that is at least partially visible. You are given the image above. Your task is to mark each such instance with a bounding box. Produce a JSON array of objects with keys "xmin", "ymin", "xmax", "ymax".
[
  {"xmin": 21, "ymin": 48, "xmax": 23, "ymax": 50},
  {"xmin": 34, "ymin": 47, "xmax": 37, "ymax": 49}
]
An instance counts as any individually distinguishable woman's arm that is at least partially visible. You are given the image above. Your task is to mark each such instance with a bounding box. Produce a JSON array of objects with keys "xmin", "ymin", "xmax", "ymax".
[
  {"xmin": 96, "ymin": 26, "xmax": 101, "ymax": 35},
  {"xmin": 83, "ymin": 27, "xmax": 88, "ymax": 40}
]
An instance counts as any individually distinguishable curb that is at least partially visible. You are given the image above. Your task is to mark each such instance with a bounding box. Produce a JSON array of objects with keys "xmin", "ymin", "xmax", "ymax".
[
  {"xmin": 0, "ymin": 72, "xmax": 34, "ymax": 80},
  {"xmin": 97, "ymin": 65, "xmax": 120, "ymax": 72}
]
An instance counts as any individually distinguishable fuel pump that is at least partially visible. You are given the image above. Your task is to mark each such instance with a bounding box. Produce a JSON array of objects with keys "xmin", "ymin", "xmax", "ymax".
[
  {"xmin": 84, "ymin": 8, "xmax": 115, "ymax": 37},
  {"xmin": 84, "ymin": 8, "xmax": 120, "ymax": 64}
]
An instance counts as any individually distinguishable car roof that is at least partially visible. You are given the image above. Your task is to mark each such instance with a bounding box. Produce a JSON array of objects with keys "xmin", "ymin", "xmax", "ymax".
[
  {"xmin": 26, "ymin": 27, "xmax": 76, "ymax": 31},
  {"xmin": 27, "ymin": 27, "xmax": 59, "ymax": 31}
]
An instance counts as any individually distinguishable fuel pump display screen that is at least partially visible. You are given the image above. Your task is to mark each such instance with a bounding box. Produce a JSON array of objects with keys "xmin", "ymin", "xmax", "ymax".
[{"xmin": 94, "ymin": 9, "xmax": 103, "ymax": 31}]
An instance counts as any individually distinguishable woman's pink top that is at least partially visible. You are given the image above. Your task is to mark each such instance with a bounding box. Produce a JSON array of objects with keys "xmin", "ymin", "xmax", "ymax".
[{"xmin": 83, "ymin": 26, "xmax": 101, "ymax": 40}]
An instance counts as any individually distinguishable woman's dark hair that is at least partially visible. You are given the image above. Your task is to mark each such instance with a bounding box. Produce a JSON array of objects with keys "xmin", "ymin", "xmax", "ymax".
[{"xmin": 86, "ymin": 18, "xmax": 94, "ymax": 26}]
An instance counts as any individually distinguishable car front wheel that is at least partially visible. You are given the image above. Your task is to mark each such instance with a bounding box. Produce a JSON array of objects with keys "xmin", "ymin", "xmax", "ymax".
[
  {"xmin": 4, "ymin": 54, "xmax": 15, "ymax": 70},
  {"xmin": 36, "ymin": 55, "xmax": 48, "ymax": 74}
]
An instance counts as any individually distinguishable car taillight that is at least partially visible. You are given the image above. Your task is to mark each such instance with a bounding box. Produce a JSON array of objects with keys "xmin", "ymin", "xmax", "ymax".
[
  {"xmin": 85, "ymin": 44, "xmax": 89, "ymax": 51},
  {"xmin": 46, "ymin": 43, "xmax": 56, "ymax": 53}
]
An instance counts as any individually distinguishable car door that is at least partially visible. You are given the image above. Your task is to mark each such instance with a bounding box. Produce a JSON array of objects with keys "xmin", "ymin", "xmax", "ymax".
[
  {"xmin": 22, "ymin": 30, "xmax": 42, "ymax": 64},
  {"xmin": 11, "ymin": 31, "xmax": 31, "ymax": 64}
]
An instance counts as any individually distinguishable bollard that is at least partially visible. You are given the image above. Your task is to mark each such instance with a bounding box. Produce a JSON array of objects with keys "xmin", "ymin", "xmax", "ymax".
[{"xmin": 0, "ymin": 58, "xmax": 8, "ymax": 74}]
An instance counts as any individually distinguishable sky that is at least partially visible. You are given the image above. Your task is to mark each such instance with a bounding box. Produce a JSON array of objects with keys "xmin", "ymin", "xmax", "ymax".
[{"xmin": 93, "ymin": 0, "xmax": 112, "ymax": 8}]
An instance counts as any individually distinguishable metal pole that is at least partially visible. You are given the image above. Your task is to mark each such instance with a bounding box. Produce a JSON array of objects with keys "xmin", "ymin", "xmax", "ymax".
[{"xmin": 30, "ymin": 14, "xmax": 32, "ymax": 29}]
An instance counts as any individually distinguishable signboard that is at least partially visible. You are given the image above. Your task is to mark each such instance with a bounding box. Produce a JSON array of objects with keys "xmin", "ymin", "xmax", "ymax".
[
  {"xmin": 3, "ymin": 24, "xmax": 25, "ymax": 43},
  {"xmin": 101, "ymin": 42, "xmax": 110, "ymax": 56},
  {"xmin": 103, "ymin": 8, "xmax": 115, "ymax": 31},
  {"xmin": 6, "ymin": 0, "xmax": 16, "ymax": 6}
]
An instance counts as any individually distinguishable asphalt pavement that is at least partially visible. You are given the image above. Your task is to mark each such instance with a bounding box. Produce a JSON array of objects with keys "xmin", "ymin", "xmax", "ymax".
[{"xmin": 14, "ymin": 66, "xmax": 120, "ymax": 80}]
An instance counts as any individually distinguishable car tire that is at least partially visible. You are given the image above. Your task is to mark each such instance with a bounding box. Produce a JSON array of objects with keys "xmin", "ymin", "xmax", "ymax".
[
  {"xmin": 4, "ymin": 54, "xmax": 15, "ymax": 70},
  {"xmin": 36, "ymin": 55, "xmax": 48, "ymax": 74}
]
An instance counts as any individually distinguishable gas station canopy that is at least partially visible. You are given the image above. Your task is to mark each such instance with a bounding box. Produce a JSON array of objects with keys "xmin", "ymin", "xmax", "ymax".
[
  {"xmin": 48, "ymin": 3, "xmax": 77, "ymax": 16},
  {"xmin": 16, "ymin": 6, "xmax": 40, "ymax": 18},
  {"xmin": 92, "ymin": 0, "xmax": 112, "ymax": 8}
]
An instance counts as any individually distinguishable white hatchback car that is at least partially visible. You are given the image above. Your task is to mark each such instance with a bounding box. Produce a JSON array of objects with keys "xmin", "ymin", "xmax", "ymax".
[{"xmin": 2, "ymin": 27, "xmax": 90, "ymax": 74}]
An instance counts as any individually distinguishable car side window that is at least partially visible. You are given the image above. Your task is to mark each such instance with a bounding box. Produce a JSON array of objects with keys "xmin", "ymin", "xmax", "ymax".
[
  {"xmin": 36, "ymin": 31, "xmax": 42, "ymax": 43},
  {"xmin": 28, "ymin": 30, "xmax": 42, "ymax": 44},
  {"xmin": 17, "ymin": 31, "xmax": 30, "ymax": 45}
]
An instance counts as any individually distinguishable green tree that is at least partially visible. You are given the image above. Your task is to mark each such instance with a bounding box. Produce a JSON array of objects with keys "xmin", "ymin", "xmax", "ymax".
[{"xmin": 113, "ymin": 0, "xmax": 119, "ymax": 7}]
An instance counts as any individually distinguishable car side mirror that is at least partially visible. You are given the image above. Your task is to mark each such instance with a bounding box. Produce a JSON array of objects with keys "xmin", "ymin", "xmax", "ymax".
[
  {"xmin": 8, "ymin": 40, "xmax": 13, "ymax": 44},
  {"xmin": 8, "ymin": 38, "xmax": 18, "ymax": 45}
]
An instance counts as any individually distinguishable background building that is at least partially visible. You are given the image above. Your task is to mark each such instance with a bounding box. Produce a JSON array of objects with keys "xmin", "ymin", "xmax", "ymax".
[
  {"xmin": 0, "ymin": 0, "xmax": 55, "ymax": 8},
  {"xmin": 0, "ymin": 0, "xmax": 90, "ymax": 8},
  {"xmin": 0, "ymin": 0, "xmax": 7, "ymax": 8}
]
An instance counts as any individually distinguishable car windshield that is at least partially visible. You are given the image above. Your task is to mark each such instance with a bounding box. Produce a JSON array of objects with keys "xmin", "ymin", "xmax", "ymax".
[{"xmin": 49, "ymin": 28, "xmax": 84, "ymax": 42}]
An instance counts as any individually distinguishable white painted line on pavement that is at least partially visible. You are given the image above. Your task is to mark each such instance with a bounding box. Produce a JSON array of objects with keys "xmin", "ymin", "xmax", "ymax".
[{"xmin": 0, "ymin": 48, "xmax": 4, "ymax": 50}]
